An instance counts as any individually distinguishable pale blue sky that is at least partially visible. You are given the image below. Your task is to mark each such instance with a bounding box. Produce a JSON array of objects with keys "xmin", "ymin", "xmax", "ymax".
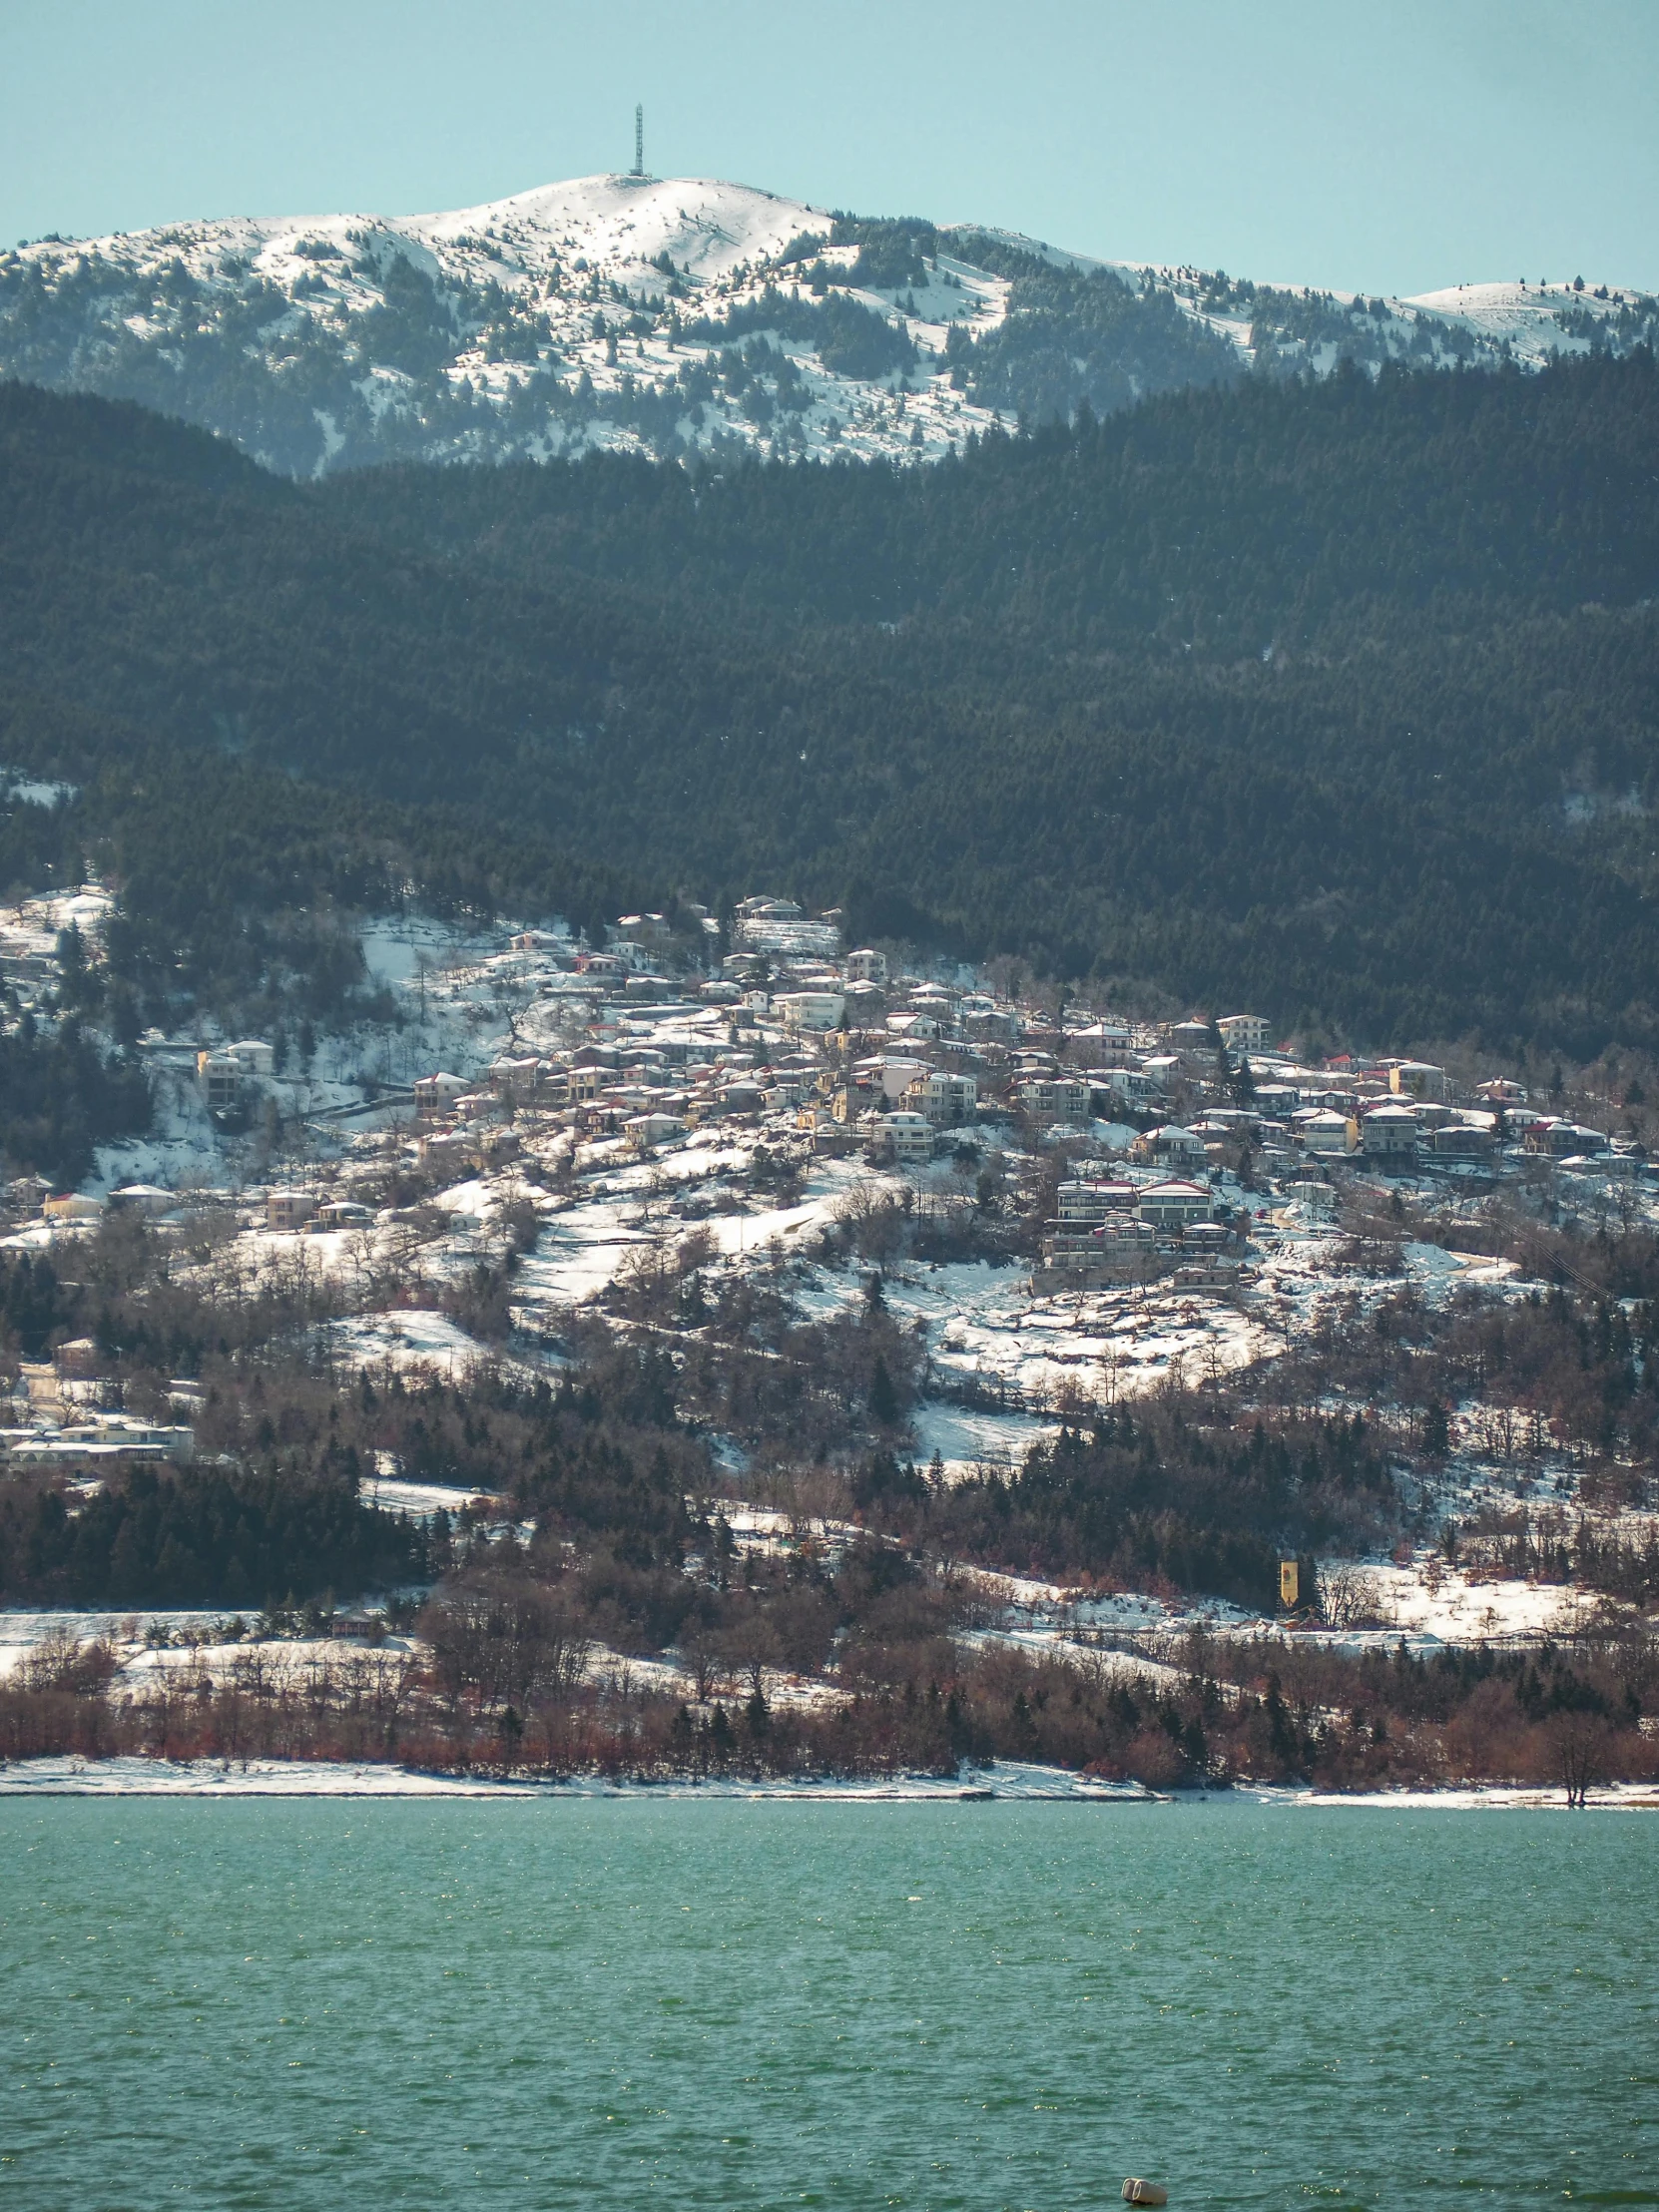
[{"xmin": 5, "ymin": 0, "xmax": 1657, "ymax": 295}]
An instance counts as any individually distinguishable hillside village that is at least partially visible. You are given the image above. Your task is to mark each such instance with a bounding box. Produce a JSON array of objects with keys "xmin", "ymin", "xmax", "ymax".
[
  {"xmin": 3, "ymin": 878, "xmax": 1653, "ymax": 1557},
  {"xmin": 9, "ymin": 882, "xmax": 1646, "ymax": 1285},
  {"xmin": 4, "ymin": 840, "xmax": 1659, "ymax": 1803}
]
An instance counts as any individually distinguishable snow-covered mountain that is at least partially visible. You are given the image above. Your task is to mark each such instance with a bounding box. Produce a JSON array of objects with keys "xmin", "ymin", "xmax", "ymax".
[{"xmin": 2, "ymin": 171, "xmax": 1652, "ymax": 479}]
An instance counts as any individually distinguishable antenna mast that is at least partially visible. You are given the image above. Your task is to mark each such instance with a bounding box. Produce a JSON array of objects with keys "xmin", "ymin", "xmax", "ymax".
[{"xmin": 631, "ymin": 104, "xmax": 644, "ymax": 178}]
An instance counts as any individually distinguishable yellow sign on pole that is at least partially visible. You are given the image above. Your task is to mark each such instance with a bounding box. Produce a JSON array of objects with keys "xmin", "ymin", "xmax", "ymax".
[{"xmin": 1280, "ymin": 1558, "xmax": 1300, "ymax": 1609}]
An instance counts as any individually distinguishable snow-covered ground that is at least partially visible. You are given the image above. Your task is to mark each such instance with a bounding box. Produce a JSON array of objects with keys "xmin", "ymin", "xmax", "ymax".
[
  {"xmin": 1276, "ymin": 1556, "xmax": 1602, "ymax": 1652},
  {"xmin": 0, "ymin": 1609, "xmax": 227, "ymax": 1678},
  {"xmin": 361, "ymin": 1475, "xmax": 497, "ymax": 1518},
  {"xmin": 910, "ymin": 1402, "xmax": 1061, "ymax": 1478},
  {"xmin": 872, "ymin": 1257, "xmax": 1268, "ymax": 1412},
  {"xmin": 1401, "ymin": 277, "xmax": 1636, "ymax": 365},
  {"xmin": 0, "ymin": 1756, "xmax": 520, "ymax": 1797},
  {"xmin": 1278, "ymin": 1783, "xmax": 1659, "ymax": 1813},
  {"xmin": 326, "ymin": 1307, "xmax": 507, "ymax": 1381},
  {"xmin": 0, "ymin": 1754, "xmax": 1139, "ymax": 1801},
  {"xmin": 1, "ymin": 1756, "xmax": 1649, "ymax": 1807}
]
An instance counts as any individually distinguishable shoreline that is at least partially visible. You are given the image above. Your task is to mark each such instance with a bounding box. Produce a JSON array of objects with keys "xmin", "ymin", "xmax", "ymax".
[{"xmin": 2, "ymin": 1755, "xmax": 1656, "ymax": 1809}]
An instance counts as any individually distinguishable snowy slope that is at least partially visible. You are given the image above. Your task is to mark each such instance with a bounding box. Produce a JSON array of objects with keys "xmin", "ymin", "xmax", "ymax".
[
  {"xmin": 404, "ymin": 173, "xmax": 813, "ymax": 285},
  {"xmin": 1403, "ymin": 277, "xmax": 1652, "ymax": 366},
  {"xmin": 1, "ymin": 171, "xmax": 1651, "ymax": 479}
]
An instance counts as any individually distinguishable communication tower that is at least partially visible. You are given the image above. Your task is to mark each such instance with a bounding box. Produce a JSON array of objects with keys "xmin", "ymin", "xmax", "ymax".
[{"xmin": 631, "ymin": 105, "xmax": 644, "ymax": 179}]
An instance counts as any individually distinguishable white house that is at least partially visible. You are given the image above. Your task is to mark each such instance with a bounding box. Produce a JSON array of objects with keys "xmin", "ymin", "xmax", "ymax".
[
  {"xmin": 1066, "ymin": 1020, "xmax": 1135, "ymax": 1068},
  {"xmin": 42, "ymin": 1193, "xmax": 104, "ymax": 1222},
  {"xmin": 844, "ymin": 948, "xmax": 889, "ymax": 984},
  {"xmin": 774, "ymin": 990, "xmax": 845, "ymax": 1032},
  {"xmin": 625, "ymin": 1113, "xmax": 688, "ymax": 1151},
  {"xmin": 1134, "ymin": 1125, "xmax": 1210, "ymax": 1170},
  {"xmin": 1017, "ymin": 1077, "xmax": 1091, "ymax": 1122},
  {"xmin": 1217, "ymin": 1014, "xmax": 1271, "ymax": 1055},
  {"xmin": 1475, "ymin": 1077, "xmax": 1528, "ymax": 1107},
  {"xmin": 1041, "ymin": 1217, "xmax": 1157, "ymax": 1274},
  {"xmin": 1055, "ymin": 1181, "xmax": 1138, "ymax": 1222},
  {"xmin": 267, "ymin": 1189, "xmax": 315, "ymax": 1233},
  {"xmin": 414, "ymin": 1071, "xmax": 470, "ymax": 1119},
  {"xmin": 1104, "ymin": 1066, "xmax": 1159, "ymax": 1107},
  {"xmin": 1388, "ymin": 1061, "xmax": 1446, "ymax": 1103},
  {"xmin": 1360, "ymin": 1104, "xmax": 1419, "ymax": 1160},
  {"xmin": 907, "ymin": 1070, "xmax": 977, "ymax": 1127},
  {"xmin": 870, "ymin": 1111, "xmax": 934, "ymax": 1164},
  {"xmin": 107, "ymin": 1184, "xmax": 176, "ymax": 1217},
  {"xmin": 309, "ymin": 1201, "xmax": 374, "ymax": 1231},
  {"xmin": 1137, "ymin": 1179, "xmax": 1213, "ymax": 1229},
  {"xmin": 1294, "ymin": 1108, "xmax": 1353, "ymax": 1156}
]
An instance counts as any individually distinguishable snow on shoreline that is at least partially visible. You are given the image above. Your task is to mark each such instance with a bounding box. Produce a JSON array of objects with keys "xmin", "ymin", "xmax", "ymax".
[
  {"xmin": 0, "ymin": 1756, "xmax": 1137, "ymax": 1802},
  {"xmin": 1, "ymin": 1757, "xmax": 1653, "ymax": 1809}
]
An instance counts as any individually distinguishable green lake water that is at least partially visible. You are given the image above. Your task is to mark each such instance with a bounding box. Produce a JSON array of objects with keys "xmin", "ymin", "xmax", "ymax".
[{"xmin": 0, "ymin": 1796, "xmax": 1653, "ymax": 2210}]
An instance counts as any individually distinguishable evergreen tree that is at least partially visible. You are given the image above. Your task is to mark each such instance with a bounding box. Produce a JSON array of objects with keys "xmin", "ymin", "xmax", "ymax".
[{"xmin": 869, "ymin": 1357, "xmax": 899, "ymax": 1428}]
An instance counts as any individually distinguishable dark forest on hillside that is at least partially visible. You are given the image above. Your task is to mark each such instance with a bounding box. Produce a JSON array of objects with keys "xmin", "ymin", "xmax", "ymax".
[{"xmin": 2, "ymin": 354, "xmax": 1658, "ymax": 1051}]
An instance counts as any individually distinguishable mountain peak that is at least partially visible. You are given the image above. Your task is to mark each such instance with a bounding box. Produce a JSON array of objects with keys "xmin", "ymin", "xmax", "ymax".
[{"xmin": 2, "ymin": 173, "xmax": 1652, "ymax": 481}]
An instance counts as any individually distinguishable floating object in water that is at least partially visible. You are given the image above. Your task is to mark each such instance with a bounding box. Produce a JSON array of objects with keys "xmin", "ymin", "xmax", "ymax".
[{"xmin": 1122, "ymin": 2183, "xmax": 1168, "ymax": 2207}]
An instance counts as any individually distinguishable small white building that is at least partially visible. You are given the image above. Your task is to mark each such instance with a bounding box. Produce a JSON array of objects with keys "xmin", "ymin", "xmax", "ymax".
[
  {"xmin": 1136, "ymin": 1180, "xmax": 1214, "ymax": 1229},
  {"xmin": 1475, "ymin": 1077, "xmax": 1528, "ymax": 1107},
  {"xmin": 1103, "ymin": 1065, "xmax": 1159, "ymax": 1107},
  {"xmin": 1017, "ymin": 1077, "xmax": 1092, "ymax": 1123},
  {"xmin": 42, "ymin": 1193, "xmax": 104, "ymax": 1222},
  {"xmin": 1055, "ymin": 1181, "xmax": 1138, "ymax": 1222},
  {"xmin": 907, "ymin": 1070, "xmax": 977, "ymax": 1127},
  {"xmin": 871, "ymin": 1111, "xmax": 934, "ymax": 1164},
  {"xmin": 488, "ymin": 1056, "xmax": 543, "ymax": 1100},
  {"xmin": 844, "ymin": 948, "xmax": 889, "ymax": 984},
  {"xmin": 108, "ymin": 1184, "xmax": 176, "ymax": 1217},
  {"xmin": 626, "ymin": 1113, "xmax": 688, "ymax": 1151},
  {"xmin": 774, "ymin": 990, "xmax": 845, "ymax": 1031},
  {"xmin": 196, "ymin": 1050, "xmax": 247, "ymax": 1117},
  {"xmin": 869, "ymin": 1055, "xmax": 930, "ymax": 1102},
  {"xmin": 1360, "ymin": 1104, "xmax": 1419, "ymax": 1159},
  {"xmin": 414, "ymin": 1071, "xmax": 470, "ymax": 1119},
  {"xmin": 268, "ymin": 1189, "xmax": 315, "ymax": 1233},
  {"xmin": 1294, "ymin": 1108, "xmax": 1354, "ymax": 1156},
  {"xmin": 309, "ymin": 1201, "xmax": 374, "ymax": 1231},
  {"xmin": 1134, "ymin": 1125, "xmax": 1210, "ymax": 1170},
  {"xmin": 1218, "ymin": 1014, "xmax": 1271, "ymax": 1055},
  {"xmin": 1067, "ymin": 1020, "xmax": 1135, "ymax": 1067},
  {"xmin": 1389, "ymin": 1061, "xmax": 1446, "ymax": 1103},
  {"xmin": 1292, "ymin": 1180, "xmax": 1340, "ymax": 1219}
]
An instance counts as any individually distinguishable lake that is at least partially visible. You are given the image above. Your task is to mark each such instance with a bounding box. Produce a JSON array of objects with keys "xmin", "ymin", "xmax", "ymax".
[{"xmin": 1, "ymin": 1796, "xmax": 1653, "ymax": 2209}]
